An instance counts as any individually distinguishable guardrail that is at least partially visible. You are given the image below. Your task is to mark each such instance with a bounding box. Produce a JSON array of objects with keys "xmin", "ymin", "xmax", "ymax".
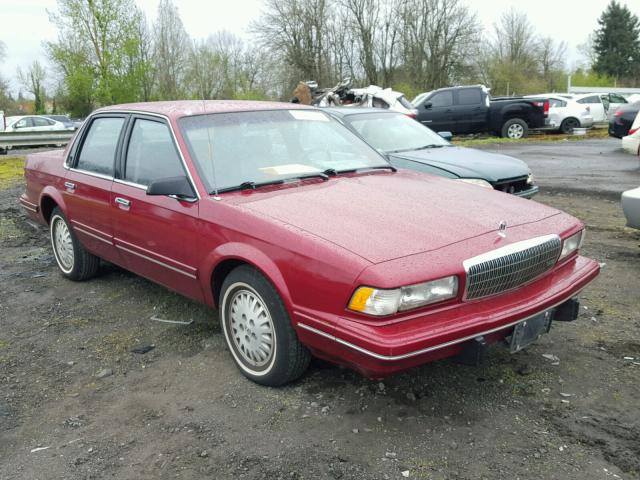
[{"xmin": 0, "ymin": 130, "xmax": 75, "ymax": 150}]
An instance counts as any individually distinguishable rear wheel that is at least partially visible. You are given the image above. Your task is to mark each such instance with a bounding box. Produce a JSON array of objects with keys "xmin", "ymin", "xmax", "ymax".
[
  {"xmin": 219, "ymin": 265, "xmax": 310, "ymax": 386},
  {"xmin": 560, "ymin": 117, "xmax": 580, "ymax": 134},
  {"xmin": 501, "ymin": 118, "xmax": 528, "ymax": 139},
  {"xmin": 50, "ymin": 207, "xmax": 100, "ymax": 281}
]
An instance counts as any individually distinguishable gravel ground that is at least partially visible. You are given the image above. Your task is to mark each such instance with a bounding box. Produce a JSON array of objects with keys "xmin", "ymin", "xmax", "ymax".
[{"xmin": 1, "ymin": 142, "xmax": 639, "ymax": 479}]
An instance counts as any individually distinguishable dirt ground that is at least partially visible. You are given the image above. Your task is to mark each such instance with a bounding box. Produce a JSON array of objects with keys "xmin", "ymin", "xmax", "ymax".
[{"xmin": 1, "ymin": 169, "xmax": 639, "ymax": 479}]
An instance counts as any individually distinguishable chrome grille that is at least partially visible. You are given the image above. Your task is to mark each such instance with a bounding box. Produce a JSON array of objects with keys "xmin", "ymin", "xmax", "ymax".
[{"xmin": 463, "ymin": 234, "xmax": 562, "ymax": 300}]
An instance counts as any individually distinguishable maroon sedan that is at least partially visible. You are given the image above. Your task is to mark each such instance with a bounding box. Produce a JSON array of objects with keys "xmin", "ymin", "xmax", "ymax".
[{"xmin": 20, "ymin": 101, "xmax": 599, "ymax": 386}]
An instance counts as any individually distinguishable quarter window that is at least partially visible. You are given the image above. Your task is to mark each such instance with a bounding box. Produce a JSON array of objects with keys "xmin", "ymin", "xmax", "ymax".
[
  {"xmin": 549, "ymin": 99, "xmax": 566, "ymax": 108},
  {"xmin": 428, "ymin": 91, "xmax": 453, "ymax": 108},
  {"xmin": 124, "ymin": 118, "xmax": 184, "ymax": 186},
  {"xmin": 76, "ymin": 117, "xmax": 125, "ymax": 176}
]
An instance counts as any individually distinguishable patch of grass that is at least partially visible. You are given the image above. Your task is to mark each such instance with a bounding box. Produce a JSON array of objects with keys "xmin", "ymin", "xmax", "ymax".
[
  {"xmin": 0, "ymin": 217, "xmax": 20, "ymax": 242},
  {"xmin": 453, "ymin": 127, "xmax": 610, "ymax": 147},
  {"xmin": 0, "ymin": 156, "xmax": 25, "ymax": 188}
]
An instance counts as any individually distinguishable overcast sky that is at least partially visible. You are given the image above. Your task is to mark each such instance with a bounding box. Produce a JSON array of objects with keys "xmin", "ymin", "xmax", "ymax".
[{"xmin": 1, "ymin": 0, "xmax": 638, "ymax": 94}]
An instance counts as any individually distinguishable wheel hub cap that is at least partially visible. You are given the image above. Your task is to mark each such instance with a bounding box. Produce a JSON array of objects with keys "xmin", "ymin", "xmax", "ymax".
[
  {"xmin": 229, "ymin": 290, "xmax": 274, "ymax": 367},
  {"xmin": 53, "ymin": 218, "xmax": 73, "ymax": 270},
  {"xmin": 508, "ymin": 124, "xmax": 524, "ymax": 138}
]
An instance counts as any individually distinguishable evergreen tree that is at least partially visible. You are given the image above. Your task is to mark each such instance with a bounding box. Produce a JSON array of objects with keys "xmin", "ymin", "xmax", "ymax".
[{"xmin": 593, "ymin": 0, "xmax": 640, "ymax": 81}]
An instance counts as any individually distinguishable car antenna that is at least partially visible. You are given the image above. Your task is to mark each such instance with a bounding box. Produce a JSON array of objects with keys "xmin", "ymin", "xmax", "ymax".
[{"xmin": 201, "ymin": 98, "xmax": 221, "ymax": 201}]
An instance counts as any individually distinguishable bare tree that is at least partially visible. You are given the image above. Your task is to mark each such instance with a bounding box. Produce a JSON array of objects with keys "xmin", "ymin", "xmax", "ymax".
[
  {"xmin": 538, "ymin": 36, "xmax": 567, "ymax": 90},
  {"xmin": 399, "ymin": 0, "xmax": 481, "ymax": 90},
  {"xmin": 252, "ymin": 0, "xmax": 333, "ymax": 87},
  {"xmin": 153, "ymin": 0, "xmax": 189, "ymax": 99},
  {"xmin": 17, "ymin": 61, "xmax": 47, "ymax": 113},
  {"xmin": 339, "ymin": 0, "xmax": 380, "ymax": 84}
]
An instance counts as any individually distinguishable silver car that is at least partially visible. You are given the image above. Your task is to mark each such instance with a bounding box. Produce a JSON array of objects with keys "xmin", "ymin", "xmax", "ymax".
[{"xmin": 622, "ymin": 187, "xmax": 640, "ymax": 230}]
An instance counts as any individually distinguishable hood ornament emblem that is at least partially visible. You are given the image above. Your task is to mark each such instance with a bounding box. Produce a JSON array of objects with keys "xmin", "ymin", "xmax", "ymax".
[{"xmin": 498, "ymin": 220, "xmax": 507, "ymax": 238}]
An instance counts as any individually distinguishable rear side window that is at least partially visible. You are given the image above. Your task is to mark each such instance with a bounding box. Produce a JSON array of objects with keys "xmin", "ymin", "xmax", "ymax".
[
  {"xmin": 549, "ymin": 99, "xmax": 566, "ymax": 108},
  {"xmin": 124, "ymin": 118, "xmax": 184, "ymax": 186},
  {"xmin": 76, "ymin": 117, "xmax": 125, "ymax": 176},
  {"xmin": 578, "ymin": 96, "xmax": 600, "ymax": 104},
  {"xmin": 429, "ymin": 91, "xmax": 453, "ymax": 107},
  {"xmin": 457, "ymin": 88, "xmax": 482, "ymax": 105},
  {"xmin": 32, "ymin": 117, "xmax": 54, "ymax": 127}
]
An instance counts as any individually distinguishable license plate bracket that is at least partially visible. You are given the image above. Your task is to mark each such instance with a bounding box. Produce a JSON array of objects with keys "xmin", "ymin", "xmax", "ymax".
[{"xmin": 509, "ymin": 310, "xmax": 553, "ymax": 353}]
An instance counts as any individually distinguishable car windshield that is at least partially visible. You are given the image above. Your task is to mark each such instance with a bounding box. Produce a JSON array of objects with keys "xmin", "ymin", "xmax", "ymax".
[
  {"xmin": 346, "ymin": 113, "xmax": 450, "ymax": 153},
  {"xmin": 179, "ymin": 109, "xmax": 388, "ymax": 193}
]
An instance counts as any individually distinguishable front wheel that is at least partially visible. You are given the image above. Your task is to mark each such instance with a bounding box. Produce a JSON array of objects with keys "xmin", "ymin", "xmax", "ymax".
[
  {"xmin": 501, "ymin": 118, "xmax": 528, "ymax": 139},
  {"xmin": 219, "ymin": 265, "xmax": 310, "ymax": 386},
  {"xmin": 50, "ymin": 207, "xmax": 100, "ymax": 281}
]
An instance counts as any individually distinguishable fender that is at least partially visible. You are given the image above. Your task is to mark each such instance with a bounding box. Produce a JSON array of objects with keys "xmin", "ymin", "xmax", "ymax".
[
  {"xmin": 39, "ymin": 185, "xmax": 68, "ymax": 224},
  {"xmin": 199, "ymin": 242, "xmax": 293, "ymax": 311}
]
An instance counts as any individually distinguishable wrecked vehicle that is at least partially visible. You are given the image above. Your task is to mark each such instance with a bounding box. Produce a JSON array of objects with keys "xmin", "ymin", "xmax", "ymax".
[
  {"xmin": 22, "ymin": 100, "xmax": 598, "ymax": 386},
  {"xmin": 293, "ymin": 78, "xmax": 416, "ymax": 116}
]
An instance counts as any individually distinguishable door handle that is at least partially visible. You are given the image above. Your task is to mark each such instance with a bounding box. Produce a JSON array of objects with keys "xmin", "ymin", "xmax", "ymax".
[
  {"xmin": 115, "ymin": 197, "xmax": 131, "ymax": 207},
  {"xmin": 64, "ymin": 181, "xmax": 76, "ymax": 191}
]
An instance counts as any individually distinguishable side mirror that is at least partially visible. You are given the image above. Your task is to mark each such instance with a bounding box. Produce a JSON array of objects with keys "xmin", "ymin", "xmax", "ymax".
[
  {"xmin": 146, "ymin": 176, "xmax": 196, "ymax": 200},
  {"xmin": 424, "ymin": 101, "xmax": 433, "ymax": 109},
  {"xmin": 438, "ymin": 131, "xmax": 453, "ymax": 141}
]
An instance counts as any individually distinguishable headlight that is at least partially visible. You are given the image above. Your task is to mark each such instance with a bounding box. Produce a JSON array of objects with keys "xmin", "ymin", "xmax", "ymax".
[
  {"xmin": 458, "ymin": 178, "xmax": 493, "ymax": 189},
  {"xmin": 527, "ymin": 172, "xmax": 534, "ymax": 184},
  {"xmin": 348, "ymin": 276, "xmax": 458, "ymax": 316},
  {"xmin": 560, "ymin": 230, "xmax": 584, "ymax": 260}
]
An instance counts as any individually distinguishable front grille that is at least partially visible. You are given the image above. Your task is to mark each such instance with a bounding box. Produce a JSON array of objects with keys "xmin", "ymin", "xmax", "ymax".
[
  {"xmin": 463, "ymin": 234, "xmax": 562, "ymax": 300},
  {"xmin": 494, "ymin": 177, "xmax": 530, "ymax": 194}
]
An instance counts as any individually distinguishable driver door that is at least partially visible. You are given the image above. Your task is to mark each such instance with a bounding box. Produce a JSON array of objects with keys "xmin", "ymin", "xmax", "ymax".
[{"xmin": 110, "ymin": 115, "xmax": 203, "ymax": 301}]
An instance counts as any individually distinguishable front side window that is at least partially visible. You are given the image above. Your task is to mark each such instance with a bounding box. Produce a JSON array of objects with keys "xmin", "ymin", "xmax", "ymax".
[
  {"xmin": 610, "ymin": 94, "xmax": 627, "ymax": 104},
  {"xmin": 347, "ymin": 113, "xmax": 449, "ymax": 153},
  {"xmin": 429, "ymin": 91, "xmax": 453, "ymax": 107},
  {"xmin": 75, "ymin": 117, "xmax": 125, "ymax": 176},
  {"xmin": 124, "ymin": 119, "xmax": 184, "ymax": 186},
  {"xmin": 14, "ymin": 118, "xmax": 31, "ymax": 129},
  {"xmin": 179, "ymin": 110, "xmax": 387, "ymax": 193}
]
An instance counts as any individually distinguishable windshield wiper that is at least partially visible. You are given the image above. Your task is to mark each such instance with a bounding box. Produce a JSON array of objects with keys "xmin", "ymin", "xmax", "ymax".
[
  {"xmin": 413, "ymin": 144, "xmax": 446, "ymax": 150},
  {"xmin": 216, "ymin": 172, "xmax": 329, "ymax": 193},
  {"xmin": 337, "ymin": 165, "xmax": 397, "ymax": 174}
]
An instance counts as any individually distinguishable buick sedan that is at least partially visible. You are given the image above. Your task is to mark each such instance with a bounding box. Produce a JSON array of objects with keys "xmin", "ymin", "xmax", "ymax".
[{"xmin": 21, "ymin": 101, "xmax": 600, "ymax": 386}]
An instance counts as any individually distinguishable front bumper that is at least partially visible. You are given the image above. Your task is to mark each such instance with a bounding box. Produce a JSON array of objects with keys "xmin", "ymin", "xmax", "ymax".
[
  {"xmin": 513, "ymin": 184, "xmax": 539, "ymax": 199},
  {"xmin": 295, "ymin": 255, "xmax": 599, "ymax": 378}
]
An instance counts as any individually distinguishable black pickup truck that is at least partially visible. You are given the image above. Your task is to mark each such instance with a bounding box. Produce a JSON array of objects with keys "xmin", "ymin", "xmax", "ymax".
[{"xmin": 412, "ymin": 85, "xmax": 548, "ymax": 139}]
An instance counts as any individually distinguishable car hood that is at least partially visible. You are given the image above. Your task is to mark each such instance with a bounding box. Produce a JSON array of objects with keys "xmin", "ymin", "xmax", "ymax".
[
  {"xmin": 233, "ymin": 170, "xmax": 560, "ymax": 264},
  {"xmin": 392, "ymin": 146, "xmax": 530, "ymax": 182}
]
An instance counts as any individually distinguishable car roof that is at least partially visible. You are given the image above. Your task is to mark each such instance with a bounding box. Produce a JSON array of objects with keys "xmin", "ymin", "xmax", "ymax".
[
  {"xmin": 323, "ymin": 107, "xmax": 397, "ymax": 118},
  {"xmin": 96, "ymin": 100, "xmax": 313, "ymax": 119}
]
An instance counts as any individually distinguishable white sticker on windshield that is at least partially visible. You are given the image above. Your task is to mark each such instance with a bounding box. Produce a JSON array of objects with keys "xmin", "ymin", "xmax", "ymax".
[
  {"xmin": 289, "ymin": 110, "xmax": 329, "ymax": 121},
  {"xmin": 259, "ymin": 164, "xmax": 322, "ymax": 176}
]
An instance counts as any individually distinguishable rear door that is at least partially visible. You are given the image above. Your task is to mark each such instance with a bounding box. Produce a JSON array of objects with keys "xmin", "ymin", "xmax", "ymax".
[
  {"xmin": 417, "ymin": 90, "xmax": 455, "ymax": 132},
  {"xmin": 577, "ymin": 95, "xmax": 606, "ymax": 122},
  {"xmin": 110, "ymin": 115, "xmax": 203, "ymax": 301},
  {"xmin": 31, "ymin": 116, "xmax": 57, "ymax": 131},
  {"xmin": 452, "ymin": 87, "xmax": 485, "ymax": 134},
  {"xmin": 63, "ymin": 114, "xmax": 127, "ymax": 262}
]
